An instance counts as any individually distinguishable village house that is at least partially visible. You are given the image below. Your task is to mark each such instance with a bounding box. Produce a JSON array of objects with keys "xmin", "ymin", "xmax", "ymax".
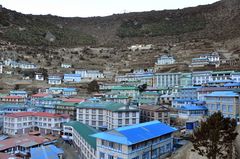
[
  {"xmin": 205, "ymin": 91, "xmax": 240, "ymax": 121},
  {"xmin": 63, "ymin": 74, "xmax": 81, "ymax": 83},
  {"xmin": 139, "ymin": 91, "xmax": 160, "ymax": 105},
  {"xmin": 0, "ymin": 135, "xmax": 49, "ymax": 156},
  {"xmin": 192, "ymin": 71, "xmax": 213, "ymax": 85},
  {"xmin": 189, "ymin": 57, "xmax": 209, "ymax": 67},
  {"xmin": 154, "ymin": 72, "xmax": 181, "ymax": 89},
  {"xmin": 231, "ymin": 72, "xmax": 240, "ymax": 82},
  {"xmin": 110, "ymin": 86, "xmax": 140, "ymax": 100},
  {"xmin": 140, "ymin": 105, "xmax": 170, "ymax": 124},
  {"xmin": 76, "ymin": 101, "xmax": 140, "ymax": 130},
  {"xmin": 33, "ymin": 97, "xmax": 61, "ymax": 113},
  {"xmin": 48, "ymin": 74, "xmax": 62, "ymax": 85},
  {"xmin": 0, "ymin": 95, "xmax": 26, "ymax": 103},
  {"xmin": 0, "ymin": 62, "xmax": 3, "ymax": 74},
  {"xmin": 178, "ymin": 105, "xmax": 208, "ymax": 121},
  {"xmin": 10, "ymin": 61, "xmax": 37, "ymax": 69},
  {"xmin": 128, "ymin": 44, "xmax": 154, "ymax": 51},
  {"xmin": 104, "ymin": 94, "xmax": 129, "ymax": 104},
  {"xmin": 35, "ymin": 72, "xmax": 44, "ymax": 81},
  {"xmin": 62, "ymin": 121, "xmax": 98, "ymax": 159},
  {"xmin": 115, "ymin": 72, "xmax": 154, "ymax": 87},
  {"xmin": 48, "ymin": 87, "xmax": 77, "ymax": 96},
  {"xmin": 9, "ymin": 90, "xmax": 28, "ymax": 98},
  {"xmin": 211, "ymin": 71, "xmax": 233, "ymax": 81},
  {"xmin": 30, "ymin": 145, "xmax": 64, "ymax": 159},
  {"xmin": 75, "ymin": 70, "xmax": 104, "ymax": 80},
  {"xmin": 199, "ymin": 52, "xmax": 220, "ymax": 64},
  {"xmin": 156, "ymin": 55, "xmax": 176, "ymax": 65},
  {"xmin": 55, "ymin": 101, "xmax": 79, "ymax": 120},
  {"xmin": 171, "ymin": 99, "xmax": 203, "ymax": 108},
  {"xmin": 92, "ymin": 121, "xmax": 177, "ymax": 159},
  {"xmin": 61, "ymin": 63, "xmax": 72, "ymax": 68},
  {"xmin": 3, "ymin": 112, "xmax": 70, "ymax": 135}
]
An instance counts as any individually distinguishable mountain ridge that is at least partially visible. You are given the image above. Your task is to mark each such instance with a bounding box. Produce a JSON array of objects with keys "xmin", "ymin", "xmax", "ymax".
[{"xmin": 0, "ymin": 0, "xmax": 240, "ymax": 47}]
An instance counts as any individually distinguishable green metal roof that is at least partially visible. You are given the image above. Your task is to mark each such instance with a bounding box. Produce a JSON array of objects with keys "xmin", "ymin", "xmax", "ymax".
[
  {"xmin": 56, "ymin": 102, "xmax": 78, "ymax": 107},
  {"xmin": 77, "ymin": 101, "xmax": 139, "ymax": 112},
  {"xmin": 141, "ymin": 92, "xmax": 160, "ymax": 96},
  {"xmin": 64, "ymin": 121, "xmax": 98, "ymax": 149},
  {"xmin": 37, "ymin": 97, "xmax": 60, "ymax": 101},
  {"xmin": 111, "ymin": 86, "xmax": 139, "ymax": 90}
]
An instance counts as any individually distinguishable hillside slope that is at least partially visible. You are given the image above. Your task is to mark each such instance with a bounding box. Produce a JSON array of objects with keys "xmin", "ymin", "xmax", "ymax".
[{"xmin": 0, "ymin": 0, "xmax": 240, "ymax": 47}]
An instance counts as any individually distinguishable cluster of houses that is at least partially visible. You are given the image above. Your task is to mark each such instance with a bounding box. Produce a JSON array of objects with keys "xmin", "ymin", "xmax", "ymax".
[
  {"xmin": 36, "ymin": 70, "xmax": 105, "ymax": 84},
  {"xmin": 1, "ymin": 51, "xmax": 240, "ymax": 158}
]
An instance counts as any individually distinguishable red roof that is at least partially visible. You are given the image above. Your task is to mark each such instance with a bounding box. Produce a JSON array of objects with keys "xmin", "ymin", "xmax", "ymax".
[
  {"xmin": 0, "ymin": 135, "xmax": 48, "ymax": 151},
  {"xmin": 2, "ymin": 96, "xmax": 24, "ymax": 99},
  {"xmin": 61, "ymin": 98, "xmax": 85, "ymax": 103},
  {"xmin": 0, "ymin": 153, "xmax": 21, "ymax": 159},
  {"xmin": 5, "ymin": 112, "xmax": 70, "ymax": 118},
  {"xmin": 32, "ymin": 93, "xmax": 49, "ymax": 98}
]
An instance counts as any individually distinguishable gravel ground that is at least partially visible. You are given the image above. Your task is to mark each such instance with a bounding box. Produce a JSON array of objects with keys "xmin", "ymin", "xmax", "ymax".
[{"xmin": 56, "ymin": 139, "xmax": 80, "ymax": 159}]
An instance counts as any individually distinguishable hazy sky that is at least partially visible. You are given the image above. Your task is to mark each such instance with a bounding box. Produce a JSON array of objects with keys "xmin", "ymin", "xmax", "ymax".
[{"xmin": 0, "ymin": 0, "xmax": 219, "ymax": 17}]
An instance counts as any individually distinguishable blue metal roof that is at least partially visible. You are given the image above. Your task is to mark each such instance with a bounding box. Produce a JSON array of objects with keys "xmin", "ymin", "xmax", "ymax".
[
  {"xmin": 63, "ymin": 88, "xmax": 77, "ymax": 92},
  {"xmin": 92, "ymin": 121, "xmax": 177, "ymax": 145},
  {"xmin": 179, "ymin": 105, "xmax": 208, "ymax": 111},
  {"xmin": 206, "ymin": 91, "xmax": 239, "ymax": 97},
  {"xmin": 224, "ymin": 83, "xmax": 240, "ymax": 87},
  {"xmin": 64, "ymin": 74, "xmax": 81, "ymax": 77},
  {"xmin": 174, "ymin": 99, "xmax": 198, "ymax": 102},
  {"xmin": 30, "ymin": 145, "xmax": 63, "ymax": 159},
  {"xmin": 10, "ymin": 90, "xmax": 27, "ymax": 94}
]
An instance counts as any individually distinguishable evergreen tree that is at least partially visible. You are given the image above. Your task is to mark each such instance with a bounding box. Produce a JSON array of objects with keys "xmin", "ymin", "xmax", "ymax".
[
  {"xmin": 191, "ymin": 112, "xmax": 238, "ymax": 159},
  {"xmin": 87, "ymin": 80, "xmax": 99, "ymax": 93}
]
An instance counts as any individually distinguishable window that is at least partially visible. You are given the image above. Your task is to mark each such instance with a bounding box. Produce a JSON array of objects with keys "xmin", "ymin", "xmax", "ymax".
[
  {"xmin": 99, "ymin": 152, "xmax": 105, "ymax": 159},
  {"xmin": 132, "ymin": 157, "xmax": 139, "ymax": 159},
  {"xmin": 125, "ymin": 112, "xmax": 129, "ymax": 117},
  {"xmin": 132, "ymin": 119, "xmax": 136, "ymax": 124},
  {"xmin": 125, "ymin": 119, "xmax": 129, "ymax": 125},
  {"xmin": 108, "ymin": 155, "xmax": 114, "ymax": 159},
  {"xmin": 228, "ymin": 105, "xmax": 233, "ymax": 112},
  {"xmin": 142, "ymin": 152, "xmax": 149, "ymax": 159},
  {"xmin": 132, "ymin": 112, "xmax": 136, "ymax": 117},
  {"xmin": 109, "ymin": 142, "xmax": 114, "ymax": 149},
  {"xmin": 118, "ymin": 113, "xmax": 122, "ymax": 118}
]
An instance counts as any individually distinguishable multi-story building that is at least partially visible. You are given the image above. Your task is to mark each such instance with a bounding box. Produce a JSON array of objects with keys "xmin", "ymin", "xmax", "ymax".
[
  {"xmin": 180, "ymin": 73, "xmax": 192, "ymax": 87},
  {"xmin": 231, "ymin": 72, "xmax": 240, "ymax": 82},
  {"xmin": 211, "ymin": 71, "xmax": 233, "ymax": 81},
  {"xmin": 178, "ymin": 86, "xmax": 199, "ymax": 100},
  {"xmin": 76, "ymin": 101, "xmax": 140, "ymax": 130},
  {"xmin": 110, "ymin": 86, "xmax": 139, "ymax": 100},
  {"xmin": 178, "ymin": 105, "xmax": 208, "ymax": 121},
  {"xmin": 139, "ymin": 105, "xmax": 170, "ymax": 124},
  {"xmin": 154, "ymin": 72, "xmax": 181, "ymax": 89},
  {"xmin": 92, "ymin": 120, "xmax": 177, "ymax": 159},
  {"xmin": 155, "ymin": 55, "xmax": 175, "ymax": 65},
  {"xmin": 192, "ymin": 71, "xmax": 212, "ymax": 85},
  {"xmin": 205, "ymin": 91, "xmax": 240, "ymax": 120},
  {"xmin": 199, "ymin": 52, "xmax": 220, "ymax": 64},
  {"xmin": 3, "ymin": 112, "xmax": 70, "ymax": 135},
  {"xmin": 138, "ymin": 92, "xmax": 160, "ymax": 106},
  {"xmin": 55, "ymin": 102, "xmax": 79, "ymax": 120},
  {"xmin": 10, "ymin": 90, "xmax": 28, "ymax": 98},
  {"xmin": 0, "ymin": 95, "xmax": 26, "ymax": 103},
  {"xmin": 62, "ymin": 121, "xmax": 98, "ymax": 159},
  {"xmin": 48, "ymin": 75, "xmax": 62, "ymax": 85},
  {"xmin": 75, "ymin": 70, "xmax": 104, "ymax": 80},
  {"xmin": 196, "ymin": 87, "xmax": 232, "ymax": 101},
  {"xmin": 33, "ymin": 97, "xmax": 61, "ymax": 113},
  {"xmin": 115, "ymin": 72, "xmax": 154, "ymax": 87},
  {"xmin": 35, "ymin": 72, "xmax": 44, "ymax": 81},
  {"xmin": 63, "ymin": 74, "xmax": 81, "ymax": 83}
]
